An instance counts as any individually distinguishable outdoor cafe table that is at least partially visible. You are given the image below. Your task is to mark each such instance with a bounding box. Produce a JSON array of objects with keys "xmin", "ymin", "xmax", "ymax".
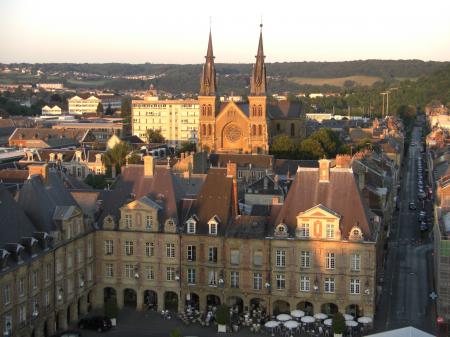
[
  {"xmin": 346, "ymin": 320, "xmax": 358, "ymax": 327},
  {"xmin": 264, "ymin": 321, "xmax": 280, "ymax": 336},
  {"xmin": 290, "ymin": 310, "xmax": 305, "ymax": 318},
  {"xmin": 277, "ymin": 314, "xmax": 292, "ymax": 322},
  {"xmin": 314, "ymin": 313, "xmax": 328, "ymax": 320},
  {"xmin": 300, "ymin": 316, "xmax": 315, "ymax": 324},
  {"xmin": 357, "ymin": 316, "xmax": 373, "ymax": 324},
  {"xmin": 323, "ymin": 318, "xmax": 332, "ymax": 326},
  {"xmin": 344, "ymin": 314, "xmax": 354, "ymax": 321}
]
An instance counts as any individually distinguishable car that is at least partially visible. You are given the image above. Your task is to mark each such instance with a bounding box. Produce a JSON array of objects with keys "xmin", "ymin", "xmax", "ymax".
[
  {"xmin": 50, "ymin": 331, "xmax": 82, "ymax": 337},
  {"xmin": 78, "ymin": 316, "xmax": 112, "ymax": 332},
  {"xmin": 409, "ymin": 202, "xmax": 417, "ymax": 210},
  {"xmin": 419, "ymin": 222, "xmax": 428, "ymax": 232},
  {"xmin": 411, "ymin": 143, "xmax": 416, "ymax": 147}
]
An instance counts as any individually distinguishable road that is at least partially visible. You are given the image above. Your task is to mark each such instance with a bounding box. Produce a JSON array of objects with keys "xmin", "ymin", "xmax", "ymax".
[{"xmin": 375, "ymin": 126, "xmax": 436, "ymax": 333}]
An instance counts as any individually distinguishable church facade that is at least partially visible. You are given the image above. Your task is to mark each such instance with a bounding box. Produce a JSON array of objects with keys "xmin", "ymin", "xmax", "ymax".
[{"xmin": 198, "ymin": 28, "xmax": 270, "ymax": 154}]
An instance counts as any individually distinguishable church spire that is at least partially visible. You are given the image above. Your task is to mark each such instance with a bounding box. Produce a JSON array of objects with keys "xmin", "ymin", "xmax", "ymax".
[
  {"xmin": 250, "ymin": 24, "xmax": 267, "ymax": 96},
  {"xmin": 199, "ymin": 30, "xmax": 217, "ymax": 96}
]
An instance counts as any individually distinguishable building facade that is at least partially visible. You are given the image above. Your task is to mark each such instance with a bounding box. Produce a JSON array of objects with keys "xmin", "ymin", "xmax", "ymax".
[
  {"xmin": 68, "ymin": 95, "xmax": 101, "ymax": 115},
  {"xmin": 131, "ymin": 99, "xmax": 199, "ymax": 147}
]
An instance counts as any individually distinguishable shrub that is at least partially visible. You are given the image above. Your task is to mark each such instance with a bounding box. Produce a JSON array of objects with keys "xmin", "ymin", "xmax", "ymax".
[
  {"xmin": 215, "ymin": 304, "xmax": 230, "ymax": 325},
  {"xmin": 332, "ymin": 312, "xmax": 346, "ymax": 334}
]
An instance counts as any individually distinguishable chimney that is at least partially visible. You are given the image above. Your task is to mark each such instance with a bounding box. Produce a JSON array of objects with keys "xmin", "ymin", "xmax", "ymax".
[
  {"xmin": 318, "ymin": 159, "xmax": 331, "ymax": 182},
  {"xmin": 227, "ymin": 161, "xmax": 237, "ymax": 178},
  {"xmin": 335, "ymin": 154, "xmax": 352, "ymax": 168},
  {"xmin": 144, "ymin": 155, "xmax": 154, "ymax": 177},
  {"xmin": 28, "ymin": 164, "xmax": 49, "ymax": 181},
  {"xmin": 232, "ymin": 178, "xmax": 239, "ymax": 217}
]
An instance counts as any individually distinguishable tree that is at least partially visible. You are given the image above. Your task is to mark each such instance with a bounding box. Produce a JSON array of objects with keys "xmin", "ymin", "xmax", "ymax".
[
  {"xmin": 127, "ymin": 151, "xmax": 142, "ymax": 164},
  {"xmin": 84, "ymin": 174, "xmax": 108, "ymax": 189},
  {"xmin": 309, "ymin": 128, "xmax": 341, "ymax": 157},
  {"xmin": 178, "ymin": 141, "xmax": 196, "ymax": 154},
  {"xmin": 298, "ymin": 138, "xmax": 325, "ymax": 159},
  {"xmin": 105, "ymin": 104, "xmax": 113, "ymax": 115},
  {"xmin": 96, "ymin": 102, "xmax": 104, "ymax": 114},
  {"xmin": 103, "ymin": 142, "xmax": 132, "ymax": 175},
  {"xmin": 270, "ymin": 135, "xmax": 295, "ymax": 158},
  {"xmin": 121, "ymin": 98, "xmax": 131, "ymax": 123},
  {"xmin": 146, "ymin": 129, "xmax": 165, "ymax": 143},
  {"xmin": 332, "ymin": 312, "xmax": 346, "ymax": 335},
  {"xmin": 215, "ymin": 304, "xmax": 230, "ymax": 325}
]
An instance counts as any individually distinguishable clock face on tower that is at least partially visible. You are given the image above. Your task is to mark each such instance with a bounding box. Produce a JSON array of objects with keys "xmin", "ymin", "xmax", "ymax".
[{"xmin": 224, "ymin": 123, "xmax": 242, "ymax": 143}]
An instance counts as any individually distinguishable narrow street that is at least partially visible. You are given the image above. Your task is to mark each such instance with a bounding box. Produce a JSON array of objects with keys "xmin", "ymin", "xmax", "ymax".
[{"xmin": 375, "ymin": 126, "xmax": 436, "ymax": 334}]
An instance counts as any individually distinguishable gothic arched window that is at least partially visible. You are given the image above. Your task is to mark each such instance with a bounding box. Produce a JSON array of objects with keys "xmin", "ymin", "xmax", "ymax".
[
  {"xmin": 207, "ymin": 105, "xmax": 212, "ymax": 116},
  {"xmin": 252, "ymin": 125, "xmax": 256, "ymax": 136},
  {"xmin": 257, "ymin": 105, "xmax": 263, "ymax": 116},
  {"xmin": 258, "ymin": 125, "xmax": 262, "ymax": 136}
]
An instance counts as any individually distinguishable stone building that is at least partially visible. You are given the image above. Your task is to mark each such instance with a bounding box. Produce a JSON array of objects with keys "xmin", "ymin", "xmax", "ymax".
[{"xmin": 0, "ymin": 166, "xmax": 95, "ymax": 337}]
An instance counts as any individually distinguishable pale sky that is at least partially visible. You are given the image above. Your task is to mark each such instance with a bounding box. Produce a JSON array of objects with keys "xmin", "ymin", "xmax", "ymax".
[{"xmin": 0, "ymin": 0, "xmax": 449, "ymax": 64}]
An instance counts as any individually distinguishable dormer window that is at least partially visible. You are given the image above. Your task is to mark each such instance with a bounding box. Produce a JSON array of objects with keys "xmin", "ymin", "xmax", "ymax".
[
  {"xmin": 145, "ymin": 214, "xmax": 153, "ymax": 231},
  {"xmin": 326, "ymin": 224, "xmax": 335, "ymax": 239},
  {"xmin": 187, "ymin": 220, "xmax": 196, "ymax": 234},
  {"xmin": 124, "ymin": 214, "xmax": 132, "ymax": 228},
  {"xmin": 349, "ymin": 226, "xmax": 364, "ymax": 241},
  {"xmin": 209, "ymin": 222, "xmax": 217, "ymax": 235},
  {"xmin": 95, "ymin": 154, "xmax": 102, "ymax": 163},
  {"xmin": 274, "ymin": 223, "xmax": 288, "ymax": 238},
  {"xmin": 297, "ymin": 223, "xmax": 310, "ymax": 238},
  {"xmin": 49, "ymin": 153, "xmax": 55, "ymax": 161}
]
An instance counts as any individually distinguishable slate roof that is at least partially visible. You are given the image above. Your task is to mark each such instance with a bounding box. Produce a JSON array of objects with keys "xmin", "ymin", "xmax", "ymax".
[
  {"xmin": 274, "ymin": 159, "xmax": 319, "ymax": 176},
  {"xmin": 268, "ymin": 101, "xmax": 303, "ymax": 119},
  {"xmin": 0, "ymin": 184, "xmax": 37, "ymax": 248},
  {"xmin": 97, "ymin": 165, "xmax": 179, "ymax": 228},
  {"xmin": 273, "ymin": 167, "xmax": 373, "ymax": 240},
  {"xmin": 209, "ymin": 153, "xmax": 273, "ymax": 169},
  {"xmin": 0, "ymin": 169, "xmax": 29, "ymax": 184},
  {"xmin": 226, "ymin": 215, "xmax": 268, "ymax": 239},
  {"xmin": 18, "ymin": 171, "xmax": 79, "ymax": 232}
]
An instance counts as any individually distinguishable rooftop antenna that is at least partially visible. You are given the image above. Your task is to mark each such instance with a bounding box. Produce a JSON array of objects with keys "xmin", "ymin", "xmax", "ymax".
[
  {"xmin": 260, "ymin": 14, "xmax": 263, "ymax": 30},
  {"xmin": 209, "ymin": 16, "xmax": 212, "ymax": 32}
]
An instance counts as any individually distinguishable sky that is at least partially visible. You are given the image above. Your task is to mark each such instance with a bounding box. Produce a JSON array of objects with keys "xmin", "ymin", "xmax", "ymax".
[{"xmin": 0, "ymin": 0, "xmax": 449, "ymax": 64}]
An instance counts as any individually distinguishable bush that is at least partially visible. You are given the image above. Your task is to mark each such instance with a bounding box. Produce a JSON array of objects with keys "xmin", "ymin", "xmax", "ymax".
[
  {"xmin": 104, "ymin": 297, "xmax": 118, "ymax": 319},
  {"xmin": 215, "ymin": 304, "xmax": 230, "ymax": 325},
  {"xmin": 332, "ymin": 312, "xmax": 346, "ymax": 334}
]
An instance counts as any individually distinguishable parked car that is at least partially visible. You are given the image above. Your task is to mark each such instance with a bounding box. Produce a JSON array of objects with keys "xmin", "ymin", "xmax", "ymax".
[
  {"xmin": 78, "ymin": 316, "xmax": 112, "ymax": 332},
  {"xmin": 409, "ymin": 202, "xmax": 417, "ymax": 210}
]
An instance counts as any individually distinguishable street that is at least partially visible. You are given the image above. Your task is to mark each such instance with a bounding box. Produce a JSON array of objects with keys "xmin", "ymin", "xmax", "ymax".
[{"xmin": 375, "ymin": 126, "xmax": 436, "ymax": 334}]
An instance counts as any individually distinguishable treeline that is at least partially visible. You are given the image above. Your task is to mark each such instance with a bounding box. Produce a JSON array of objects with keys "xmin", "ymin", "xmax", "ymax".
[{"xmin": 4, "ymin": 59, "xmax": 446, "ymax": 78}]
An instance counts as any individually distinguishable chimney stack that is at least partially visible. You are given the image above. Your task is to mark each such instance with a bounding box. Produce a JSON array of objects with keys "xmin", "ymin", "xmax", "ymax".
[
  {"xmin": 144, "ymin": 155, "xmax": 154, "ymax": 177},
  {"xmin": 28, "ymin": 164, "xmax": 49, "ymax": 181},
  {"xmin": 318, "ymin": 159, "xmax": 331, "ymax": 182},
  {"xmin": 227, "ymin": 161, "xmax": 237, "ymax": 178},
  {"xmin": 335, "ymin": 154, "xmax": 352, "ymax": 168}
]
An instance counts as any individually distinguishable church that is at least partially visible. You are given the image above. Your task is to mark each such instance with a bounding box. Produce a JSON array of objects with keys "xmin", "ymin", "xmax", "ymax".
[{"xmin": 198, "ymin": 26, "xmax": 304, "ymax": 154}]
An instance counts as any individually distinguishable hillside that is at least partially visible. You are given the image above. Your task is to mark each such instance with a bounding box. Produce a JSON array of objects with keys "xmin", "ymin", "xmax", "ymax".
[{"xmin": 1, "ymin": 60, "xmax": 448, "ymax": 94}]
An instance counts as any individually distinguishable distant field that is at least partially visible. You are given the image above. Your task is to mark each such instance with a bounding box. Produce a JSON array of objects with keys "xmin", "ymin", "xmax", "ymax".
[
  {"xmin": 288, "ymin": 75, "xmax": 384, "ymax": 87},
  {"xmin": 66, "ymin": 79, "xmax": 107, "ymax": 87}
]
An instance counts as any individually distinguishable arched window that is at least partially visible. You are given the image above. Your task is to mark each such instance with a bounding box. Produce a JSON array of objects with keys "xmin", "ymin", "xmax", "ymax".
[
  {"xmin": 202, "ymin": 105, "xmax": 206, "ymax": 116},
  {"xmin": 207, "ymin": 105, "xmax": 212, "ymax": 116},
  {"xmin": 290, "ymin": 123, "xmax": 295, "ymax": 137},
  {"xmin": 252, "ymin": 125, "xmax": 256, "ymax": 136},
  {"xmin": 208, "ymin": 124, "xmax": 212, "ymax": 136},
  {"xmin": 202, "ymin": 124, "xmax": 206, "ymax": 136},
  {"xmin": 257, "ymin": 105, "xmax": 263, "ymax": 116},
  {"xmin": 258, "ymin": 125, "xmax": 262, "ymax": 136},
  {"xmin": 252, "ymin": 105, "xmax": 257, "ymax": 116}
]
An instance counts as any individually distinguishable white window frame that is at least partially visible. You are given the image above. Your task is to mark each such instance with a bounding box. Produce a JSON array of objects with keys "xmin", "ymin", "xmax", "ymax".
[
  {"xmin": 300, "ymin": 276, "xmax": 310, "ymax": 292},
  {"xmin": 208, "ymin": 270, "xmax": 217, "ymax": 286},
  {"xmin": 146, "ymin": 266, "xmax": 154, "ymax": 280},
  {"xmin": 326, "ymin": 252, "xmax": 335, "ymax": 270},
  {"xmin": 324, "ymin": 277, "xmax": 335, "ymax": 293},
  {"xmin": 351, "ymin": 254, "xmax": 361, "ymax": 271},
  {"xmin": 125, "ymin": 241, "xmax": 134, "ymax": 256},
  {"xmin": 104, "ymin": 240, "xmax": 113, "ymax": 255},
  {"xmin": 187, "ymin": 245, "xmax": 196, "ymax": 261},
  {"xmin": 276, "ymin": 249, "xmax": 286, "ymax": 267},
  {"xmin": 187, "ymin": 220, "xmax": 196, "ymax": 234},
  {"xmin": 253, "ymin": 272, "xmax": 262, "ymax": 290},
  {"xmin": 209, "ymin": 221, "xmax": 218, "ymax": 235},
  {"xmin": 299, "ymin": 223, "xmax": 310, "ymax": 238},
  {"xmin": 124, "ymin": 214, "xmax": 132, "ymax": 228},
  {"xmin": 276, "ymin": 274, "xmax": 286, "ymax": 290},
  {"xmin": 145, "ymin": 242, "xmax": 154, "ymax": 257},
  {"xmin": 166, "ymin": 243, "xmax": 175, "ymax": 258},
  {"xmin": 300, "ymin": 251, "xmax": 311, "ymax": 268},
  {"xmin": 187, "ymin": 268, "xmax": 196, "ymax": 284},
  {"xmin": 124, "ymin": 264, "xmax": 134, "ymax": 278},
  {"xmin": 145, "ymin": 215, "xmax": 153, "ymax": 230},
  {"xmin": 166, "ymin": 267, "xmax": 175, "ymax": 281},
  {"xmin": 350, "ymin": 278, "xmax": 360, "ymax": 294},
  {"xmin": 208, "ymin": 247, "xmax": 218, "ymax": 263},
  {"xmin": 326, "ymin": 223, "xmax": 335, "ymax": 239},
  {"xmin": 230, "ymin": 271, "xmax": 239, "ymax": 288}
]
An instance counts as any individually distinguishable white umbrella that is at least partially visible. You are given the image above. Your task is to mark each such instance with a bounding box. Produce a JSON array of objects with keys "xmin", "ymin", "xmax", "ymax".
[
  {"xmin": 344, "ymin": 314, "xmax": 354, "ymax": 321},
  {"xmin": 284, "ymin": 320, "xmax": 299, "ymax": 329},
  {"xmin": 346, "ymin": 320, "xmax": 358, "ymax": 327},
  {"xmin": 323, "ymin": 318, "xmax": 332, "ymax": 326},
  {"xmin": 290, "ymin": 309, "xmax": 305, "ymax": 318},
  {"xmin": 314, "ymin": 313, "xmax": 328, "ymax": 320},
  {"xmin": 277, "ymin": 314, "xmax": 292, "ymax": 322},
  {"xmin": 265, "ymin": 321, "xmax": 280, "ymax": 328},
  {"xmin": 300, "ymin": 316, "xmax": 315, "ymax": 323},
  {"xmin": 357, "ymin": 316, "xmax": 372, "ymax": 324}
]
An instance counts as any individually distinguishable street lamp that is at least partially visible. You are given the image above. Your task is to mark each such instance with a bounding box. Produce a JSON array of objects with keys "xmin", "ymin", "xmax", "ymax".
[
  {"xmin": 57, "ymin": 287, "xmax": 63, "ymax": 301},
  {"xmin": 32, "ymin": 303, "xmax": 39, "ymax": 319}
]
